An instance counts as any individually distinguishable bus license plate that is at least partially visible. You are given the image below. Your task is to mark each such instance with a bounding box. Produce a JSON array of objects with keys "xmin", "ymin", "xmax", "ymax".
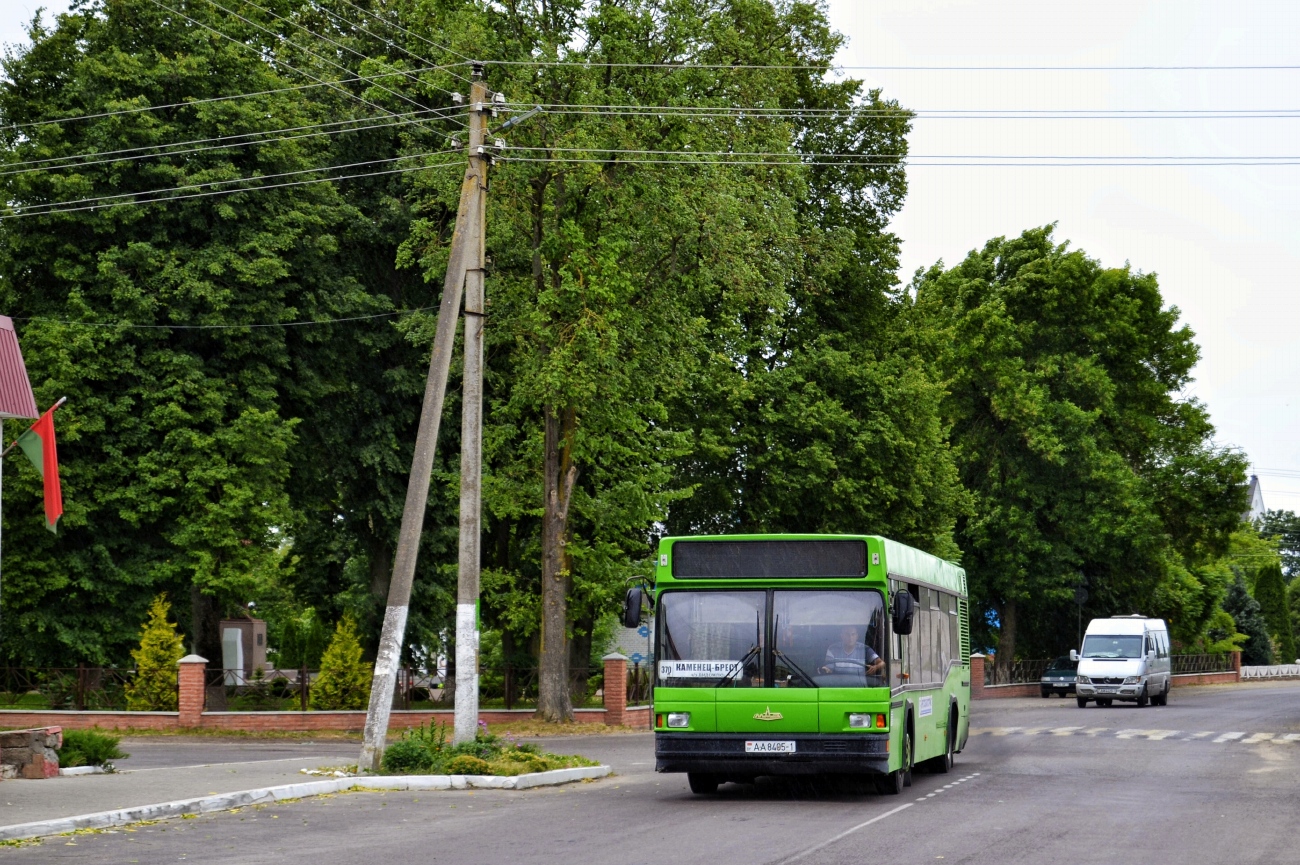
[{"xmin": 746, "ymin": 741, "xmax": 796, "ymax": 754}]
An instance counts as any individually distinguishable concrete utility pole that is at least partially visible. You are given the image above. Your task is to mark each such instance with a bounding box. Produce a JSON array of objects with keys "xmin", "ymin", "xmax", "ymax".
[
  {"xmin": 359, "ymin": 66, "xmax": 490, "ymax": 772},
  {"xmin": 454, "ymin": 74, "xmax": 489, "ymax": 746}
]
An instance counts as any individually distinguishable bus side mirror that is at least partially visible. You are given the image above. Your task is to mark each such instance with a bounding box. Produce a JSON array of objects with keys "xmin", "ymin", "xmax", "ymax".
[
  {"xmin": 892, "ymin": 591, "xmax": 915, "ymax": 636},
  {"xmin": 1069, "ymin": 649, "xmax": 1079, "ymax": 662},
  {"xmin": 622, "ymin": 586, "xmax": 644, "ymax": 628}
]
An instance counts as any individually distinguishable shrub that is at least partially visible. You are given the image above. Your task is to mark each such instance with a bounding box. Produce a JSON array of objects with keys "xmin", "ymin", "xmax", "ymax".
[
  {"xmin": 59, "ymin": 729, "xmax": 127, "ymax": 768},
  {"xmin": 380, "ymin": 737, "xmax": 434, "ymax": 773},
  {"xmin": 125, "ymin": 595, "xmax": 185, "ymax": 711},
  {"xmin": 309, "ymin": 615, "xmax": 372, "ymax": 710},
  {"xmin": 444, "ymin": 755, "xmax": 491, "ymax": 775}
]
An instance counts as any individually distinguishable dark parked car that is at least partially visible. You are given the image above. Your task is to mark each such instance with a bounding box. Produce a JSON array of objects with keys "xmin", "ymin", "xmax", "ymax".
[{"xmin": 1040, "ymin": 656, "xmax": 1079, "ymax": 697}]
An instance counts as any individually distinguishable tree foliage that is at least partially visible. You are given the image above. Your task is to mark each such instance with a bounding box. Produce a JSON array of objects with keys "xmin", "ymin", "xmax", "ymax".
[
  {"xmin": 1224, "ymin": 576, "xmax": 1273, "ymax": 666},
  {"xmin": 124, "ymin": 594, "xmax": 184, "ymax": 711},
  {"xmin": 1257, "ymin": 509, "xmax": 1300, "ymax": 581},
  {"xmin": 310, "ymin": 614, "xmax": 371, "ymax": 710},
  {"xmin": 911, "ymin": 227, "xmax": 1249, "ymax": 661},
  {"xmin": 1253, "ymin": 562, "xmax": 1296, "ymax": 664}
]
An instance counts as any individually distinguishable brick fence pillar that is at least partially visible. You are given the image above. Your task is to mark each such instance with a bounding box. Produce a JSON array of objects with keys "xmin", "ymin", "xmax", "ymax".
[
  {"xmin": 969, "ymin": 653, "xmax": 986, "ymax": 700},
  {"xmin": 178, "ymin": 654, "xmax": 208, "ymax": 727},
  {"xmin": 602, "ymin": 653, "xmax": 628, "ymax": 727},
  {"xmin": 1231, "ymin": 650, "xmax": 1242, "ymax": 681}
]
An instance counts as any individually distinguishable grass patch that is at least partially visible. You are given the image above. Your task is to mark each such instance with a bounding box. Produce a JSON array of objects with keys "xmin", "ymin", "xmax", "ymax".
[
  {"xmin": 380, "ymin": 722, "xmax": 599, "ymax": 776},
  {"xmin": 59, "ymin": 728, "xmax": 128, "ymax": 768}
]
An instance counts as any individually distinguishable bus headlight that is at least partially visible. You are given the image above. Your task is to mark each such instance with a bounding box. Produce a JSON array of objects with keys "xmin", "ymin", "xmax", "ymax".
[
  {"xmin": 667, "ymin": 712, "xmax": 690, "ymax": 728},
  {"xmin": 849, "ymin": 713, "xmax": 872, "ymax": 728}
]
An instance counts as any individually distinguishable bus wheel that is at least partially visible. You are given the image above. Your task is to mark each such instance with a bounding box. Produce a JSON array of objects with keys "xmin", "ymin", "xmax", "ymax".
[
  {"xmin": 933, "ymin": 716, "xmax": 956, "ymax": 774},
  {"xmin": 687, "ymin": 773, "xmax": 719, "ymax": 795},
  {"xmin": 902, "ymin": 729, "xmax": 914, "ymax": 788},
  {"xmin": 878, "ymin": 770, "xmax": 904, "ymax": 795}
]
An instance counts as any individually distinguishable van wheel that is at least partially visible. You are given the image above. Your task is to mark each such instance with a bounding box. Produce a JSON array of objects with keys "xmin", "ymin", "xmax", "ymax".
[
  {"xmin": 1077, "ymin": 697, "xmax": 1088, "ymax": 708},
  {"xmin": 1136, "ymin": 688, "xmax": 1149, "ymax": 708},
  {"xmin": 687, "ymin": 773, "xmax": 719, "ymax": 794}
]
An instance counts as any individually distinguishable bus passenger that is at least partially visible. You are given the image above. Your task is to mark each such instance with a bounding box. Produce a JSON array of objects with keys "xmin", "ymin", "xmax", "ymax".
[{"xmin": 820, "ymin": 625, "xmax": 884, "ymax": 676}]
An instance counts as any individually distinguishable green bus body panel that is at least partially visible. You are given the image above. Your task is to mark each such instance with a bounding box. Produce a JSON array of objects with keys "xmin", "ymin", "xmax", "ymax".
[{"xmin": 651, "ymin": 533, "xmax": 970, "ymax": 774}]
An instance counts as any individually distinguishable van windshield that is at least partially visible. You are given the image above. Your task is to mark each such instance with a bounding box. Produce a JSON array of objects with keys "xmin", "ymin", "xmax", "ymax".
[{"xmin": 1081, "ymin": 635, "xmax": 1143, "ymax": 659}]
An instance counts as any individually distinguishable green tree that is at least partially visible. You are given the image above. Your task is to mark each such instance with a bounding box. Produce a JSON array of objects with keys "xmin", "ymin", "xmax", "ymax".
[
  {"xmin": 124, "ymin": 594, "xmax": 184, "ymax": 711},
  {"xmin": 1288, "ymin": 578, "xmax": 1300, "ymax": 657},
  {"xmin": 911, "ymin": 226, "xmax": 1249, "ymax": 663},
  {"xmin": 1258, "ymin": 509, "xmax": 1300, "ymax": 580},
  {"xmin": 1254, "ymin": 562, "xmax": 1296, "ymax": 663},
  {"xmin": 0, "ymin": 0, "xmax": 431, "ymax": 665},
  {"xmin": 1224, "ymin": 575, "xmax": 1273, "ymax": 666},
  {"xmin": 310, "ymin": 615, "xmax": 371, "ymax": 710}
]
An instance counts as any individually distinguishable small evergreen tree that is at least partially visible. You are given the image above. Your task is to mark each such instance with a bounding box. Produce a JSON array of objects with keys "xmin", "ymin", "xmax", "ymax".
[
  {"xmin": 1254, "ymin": 563, "xmax": 1296, "ymax": 664},
  {"xmin": 1288, "ymin": 579, "xmax": 1300, "ymax": 662},
  {"xmin": 124, "ymin": 595, "xmax": 185, "ymax": 711},
  {"xmin": 309, "ymin": 615, "xmax": 371, "ymax": 710},
  {"xmin": 1224, "ymin": 575, "xmax": 1274, "ymax": 666}
]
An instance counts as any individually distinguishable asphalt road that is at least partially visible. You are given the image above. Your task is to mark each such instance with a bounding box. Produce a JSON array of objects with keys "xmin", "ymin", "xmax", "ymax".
[{"xmin": 7, "ymin": 681, "xmax": 1300, "ymax": 864}]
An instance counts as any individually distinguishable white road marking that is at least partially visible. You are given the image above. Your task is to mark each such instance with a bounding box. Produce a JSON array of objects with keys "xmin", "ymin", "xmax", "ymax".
[
  {"xmin": 989, "ymin": 727, "xmax": 1023, "ymax": 736},
  {"xmin": 1049, "ymin": 726, "xmax": 1084, "ymax": 735},
  {"xmin": 1279, "ymin": 733, "xmax": 1300, "ymax": 742},
  {"xmin": 1213, "ymin": 732, "xmax": 1246, "ymax": 743},
  {"xmin": 774, "ymin": 803, "xmax": 914, "ymax": 864},
  {"xmin": 1241, "ymin": 733, "xmax": 1275, "ymax": 744},
  {"xmin": 1185, "ymin": 732, "xmax": 1214, "ymax": 740}
]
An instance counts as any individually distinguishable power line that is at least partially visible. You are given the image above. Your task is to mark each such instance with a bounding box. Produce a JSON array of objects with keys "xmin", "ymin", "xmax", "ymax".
[
  {"xmin": 198, "ymin": 0, "xmax": 441, "ymax": 120},
  {"xmin": 499, "ymin": 146, "xmax": 1300, "ymax": 161},
  {"xmin": 0, "ymin": 158, "xmax": 462, "ymax": 219},
  {"xmin": 304, "ymin": 0, "xmax": 474, "ymax": 85},
  {"xmin": 2, "ymin": 152, "xmax": 462, "ymax": 219},
  {"xmin": 483, "ymin": 60, "xmax": 1300, "ymax": 72},
  {"xmin": 12, "ymin": 307, "xmax": 439, "ymax": 330},
  {"xmin": 0, "ymin": 63, "xmax": 469, "ymax": 134},
  {"xmin": 499, "ymin": 155, "xmax": 1300, "ymax": 167},
  {"xmin": 147, "ymin": 0, "xmax": 399, "ymax": 120},
  {"xmin": 327, "ymin": 0, "xmax": 475, "ymax": 68},
  {"xmin": 516, "ymin": 104, "xmax": 1300, "ymax": 120},
  {"xmin": 1, "ymin": 106, "xmax": 467, "ymax": 177}
]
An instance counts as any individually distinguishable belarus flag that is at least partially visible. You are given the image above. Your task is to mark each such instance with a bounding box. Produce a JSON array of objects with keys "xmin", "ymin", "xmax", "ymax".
[{"xmin": 17, "ymin": 405, "xmax": 62, "ymax": 533}]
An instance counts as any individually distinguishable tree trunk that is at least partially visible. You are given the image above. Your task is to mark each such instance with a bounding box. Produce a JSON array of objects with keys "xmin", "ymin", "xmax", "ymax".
[
  {"xmin": 537, "ymin": 404, "xmax": 578, "ymax": 722},
  {"xmin": 189, "ymin": 584, "xmax": 226, "ymax": 710},
  {"xmin": 996, "ymin": 598, "xmax": 1018, "ymax": 684}
]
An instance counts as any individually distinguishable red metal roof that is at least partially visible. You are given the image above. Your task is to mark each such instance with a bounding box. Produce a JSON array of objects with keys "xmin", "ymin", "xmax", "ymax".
[{"xmin": 0, "ymin": 317, "xmax": 39, "ymax": 420}]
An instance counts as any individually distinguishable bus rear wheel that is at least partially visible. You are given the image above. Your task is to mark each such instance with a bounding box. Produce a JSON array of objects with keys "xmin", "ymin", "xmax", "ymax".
[
  {"xmin": 878, "ymin": 769, "xmax": 905, "ymax": 795},
  {"xmin": 687, "ymin": 773, "xmax": 719, "ymax": 795}
]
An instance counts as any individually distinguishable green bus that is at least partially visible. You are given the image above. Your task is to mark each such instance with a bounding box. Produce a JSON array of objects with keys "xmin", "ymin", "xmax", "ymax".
[{"xmin": 623, "ymin": 534, "xmax": 971, "ymax": 795}]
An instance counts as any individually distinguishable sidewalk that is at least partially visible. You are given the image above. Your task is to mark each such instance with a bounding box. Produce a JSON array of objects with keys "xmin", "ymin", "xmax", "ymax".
[{"xmin": 1, "ymin": 745, "xmax": 352, "ymax": 829}]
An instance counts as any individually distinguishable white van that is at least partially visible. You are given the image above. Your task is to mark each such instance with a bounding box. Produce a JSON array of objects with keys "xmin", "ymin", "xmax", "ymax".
[{"xmin": 1072, "ymin": 615, "xmax": 1172, "ymax": 708}]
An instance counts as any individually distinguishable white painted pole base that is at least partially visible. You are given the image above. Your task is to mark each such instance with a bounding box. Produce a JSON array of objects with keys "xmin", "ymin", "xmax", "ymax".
[{"xmin": 453, "ymin": 602, "xmax": 479, "ymax": 744}]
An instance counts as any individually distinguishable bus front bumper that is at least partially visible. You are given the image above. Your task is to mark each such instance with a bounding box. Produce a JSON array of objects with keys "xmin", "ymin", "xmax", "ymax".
[{"xmin": 655, "ymin": 732, "xmax": 890, "ymax": 776}]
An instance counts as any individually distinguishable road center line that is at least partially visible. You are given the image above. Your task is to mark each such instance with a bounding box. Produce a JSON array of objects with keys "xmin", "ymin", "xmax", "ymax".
[{"xmin": 772, "ymin": 804, "xmax": 914, "ymax": 864}]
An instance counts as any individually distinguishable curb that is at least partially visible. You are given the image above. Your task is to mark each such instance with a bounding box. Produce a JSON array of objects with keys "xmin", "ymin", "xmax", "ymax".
[
  {"xmin": 0, "ymin": 764, "xmax": 611, "ymax": 842},
  {"xmin": 58, "ymin": 766, "xmax": 107, "ymax": 777}
]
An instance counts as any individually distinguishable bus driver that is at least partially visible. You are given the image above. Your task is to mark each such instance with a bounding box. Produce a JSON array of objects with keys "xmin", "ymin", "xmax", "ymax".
[{"xmin": 820, "ymin": 625, "xmax": 884, "ymax": 676}]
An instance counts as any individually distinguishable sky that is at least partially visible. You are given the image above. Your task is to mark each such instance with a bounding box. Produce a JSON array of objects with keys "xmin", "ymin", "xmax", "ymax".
[{"xmin": 3, "ymin": 0, "xmax": 1300, "ymax": 509}]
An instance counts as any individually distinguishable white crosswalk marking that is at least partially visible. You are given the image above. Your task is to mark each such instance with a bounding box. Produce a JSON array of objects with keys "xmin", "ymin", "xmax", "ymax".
[{"xmin": 970, "ymin": 727, "xmax": 1291, "ymax": 744}]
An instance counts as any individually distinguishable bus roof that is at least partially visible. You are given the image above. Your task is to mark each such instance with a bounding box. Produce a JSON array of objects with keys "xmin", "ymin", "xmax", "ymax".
[
  {"xmin": 655, "ymin": 534, "xmax": 967, "ymax": 597},
  {"xmin": 879, "ymin": 537, "xmax": 967, "ymax": 597}
]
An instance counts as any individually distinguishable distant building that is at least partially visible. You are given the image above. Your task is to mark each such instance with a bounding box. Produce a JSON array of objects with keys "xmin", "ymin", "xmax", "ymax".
[{"xmin": 1245, "ymin": 474, "xmax": 1266, "ymax": 522}]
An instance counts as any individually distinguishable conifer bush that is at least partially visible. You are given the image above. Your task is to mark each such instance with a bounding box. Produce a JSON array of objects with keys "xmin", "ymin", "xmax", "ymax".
[
  {"xmin": 309, "ymin": 615, "xmax": 371, "ymax": 710},
  {"xmin": 124, "ymin": 595, "xmax": 184, "ymax": 711}
]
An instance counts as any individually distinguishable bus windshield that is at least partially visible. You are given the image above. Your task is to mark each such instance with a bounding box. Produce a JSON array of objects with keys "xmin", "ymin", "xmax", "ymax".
[
  {"xmin": 656, "ymin": 589, "xmax": 885, "ymax": 688},
  {"xmin": 1081, "ymin": 635, "xmax": 1144, "ymax": 659}
]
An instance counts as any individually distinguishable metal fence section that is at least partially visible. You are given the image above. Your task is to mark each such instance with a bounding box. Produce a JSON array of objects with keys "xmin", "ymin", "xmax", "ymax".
[
  {"xmin": 985, "ymin": 658, "xmax": 1052, "ymax": 685},
  {"xmin": 0, "ymin": 665, "xmax": 140, "ymax": 710},
  {"xmin": 1172, "ymin": 653, "xmax": 1233, "ymax": 674}
]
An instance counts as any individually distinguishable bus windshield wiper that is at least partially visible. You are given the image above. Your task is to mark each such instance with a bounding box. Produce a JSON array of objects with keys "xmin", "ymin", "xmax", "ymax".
[
  {"xmin": 717, "ymin": 643, "xmax": 760, "ymax": 687},
  {"xmin": 718, "ymin": 609, "xmax": 763, "ymax": 687}
]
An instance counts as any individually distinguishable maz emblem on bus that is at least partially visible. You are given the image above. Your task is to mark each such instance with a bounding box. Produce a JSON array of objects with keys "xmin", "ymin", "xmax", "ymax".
[{"xmin": 754, "ymin": 707, "xmax": 784, "ymax": 721}]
